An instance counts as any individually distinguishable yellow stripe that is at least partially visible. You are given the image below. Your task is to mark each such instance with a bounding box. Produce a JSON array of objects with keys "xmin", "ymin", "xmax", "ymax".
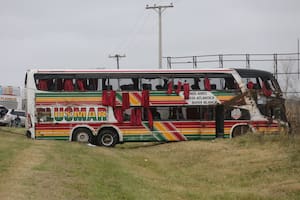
[
  {"xmin": 224, "ymin": 128, "xmax": 231, "ymax": 135},
  {"xmin": 122, "ymin": 129, "xmax": 150, "ymax": 135},
  {"xmin": 216, "ymin": 96, "xmax": 234, "ymax": 101},
  {"xmin": 257, "ymin": 127, "xmax": 280, "ymax": 133},
  {"xmin": 150, "ymin": 96, "xmax": 183, "ymax": 101},
  {"xmin": 129, "ymin": 93, "xmax": 140, "ymax": 106},
  {"xmin": 181, "ymin": 128, "xmax": 215, "ymax": 135},
  {"xmin": 36, "ymin": 130, "xmax": 69, "ymax": 137},
  {"xmin": 154, "ymin": 122, "xmax": 177, "ymax": 141},
  {"xmin": 36, "ymin": 97, "xmax": 101, "ymax": 103}
]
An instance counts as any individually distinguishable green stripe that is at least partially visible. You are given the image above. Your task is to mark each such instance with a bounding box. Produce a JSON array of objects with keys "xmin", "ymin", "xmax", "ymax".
[
  {"xmin": 123, "ymin": 135, "xmax": 157, "ymax": 142},
  {"xmin": 143, "ymin": 122, "xmax": 167, "ymax": 142},
  {"xmin": 150, "ymin": 91, "xmax": 177, "ymax": 96},
  {"xmin": 116, "ymin": 93, "xmax": 122, "ymax": 102},
  {"xmin": 36, "ymin": 136, "xmax": 69, "ymax": 140},
  {"xmin": 185, "ymin": 134, "xmax": 216, "ymax": 140},
  {"xmin": 212, "ymin": 91, "xmax": 239, "ymax": 96}
]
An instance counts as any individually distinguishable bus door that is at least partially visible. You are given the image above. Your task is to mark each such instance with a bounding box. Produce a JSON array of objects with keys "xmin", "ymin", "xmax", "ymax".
[{"xmin": 215, "ymin": 105, "xmax": 224, "ymax": 138}]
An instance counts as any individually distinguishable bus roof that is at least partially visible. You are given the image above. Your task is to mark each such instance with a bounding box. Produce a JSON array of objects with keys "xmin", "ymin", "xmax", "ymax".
[
  {"xmin": 234, "ymin": 68, "xmax": 274, "ymax": 78},
  {"xmin": 29, "ymin": 68, "xmax": 235, "ymax": 74},
  {"xmin": 28, "ymin": 68, "xmax": 275, "ymax": 79}
]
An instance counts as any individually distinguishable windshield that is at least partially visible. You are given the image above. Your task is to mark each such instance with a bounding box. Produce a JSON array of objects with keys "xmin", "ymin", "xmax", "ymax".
[
  {"xmin": 236, "ymin": 68, "xmax": 282, "ymax": 95},
  {"xmin": 235, "ymin": 68, "xmax": 287, "ymax": 121}
]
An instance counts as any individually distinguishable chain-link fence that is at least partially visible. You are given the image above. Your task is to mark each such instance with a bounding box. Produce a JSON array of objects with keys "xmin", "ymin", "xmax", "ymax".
[{"xmin": 164, "ymin": 53, "xmax": 300, "ymax": 98}]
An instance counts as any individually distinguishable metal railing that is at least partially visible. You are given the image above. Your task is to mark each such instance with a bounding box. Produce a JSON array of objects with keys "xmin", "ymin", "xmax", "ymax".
[{"xmin": 164, "ymin": 52, "xmax": 300, "ymax": 97}]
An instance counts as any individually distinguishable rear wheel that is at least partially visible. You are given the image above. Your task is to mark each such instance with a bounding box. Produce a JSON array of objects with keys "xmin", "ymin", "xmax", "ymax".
[
  {"xmin": 97, "ymin": 129, "xmax": 118, "ymax": 147},
  {"xmin": 73, "ymin": 128, "xmax": 93, "ymax": 143},
  {"xmin": 232, "ymin": 126, "xmax": 250, "ymax": 137}
]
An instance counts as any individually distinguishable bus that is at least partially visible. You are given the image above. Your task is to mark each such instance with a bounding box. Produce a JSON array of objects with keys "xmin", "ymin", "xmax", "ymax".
[{"xmin": 24, "ymin": 68, "xmax": 289, "ymax": 147}]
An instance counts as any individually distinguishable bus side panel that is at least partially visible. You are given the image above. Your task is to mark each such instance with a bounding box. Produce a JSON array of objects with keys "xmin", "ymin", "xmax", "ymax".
[
  {"xmin": 35, "ymin": 123, "xmax": 77, "ymax": 140},
  {"xmin": 172, "ymin": 121, "xmax": 216, "ymax": 140}
]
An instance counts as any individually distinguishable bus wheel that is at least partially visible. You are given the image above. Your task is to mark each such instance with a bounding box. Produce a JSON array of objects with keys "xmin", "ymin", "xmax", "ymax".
[
  {"xmin": 73, "ymin": 128, "xmax": 93, "ymax": 143},
  {"xmin": 232, "ymin": 126, "xmax": 250, "ymax": 137},
  {"xmin": 97, "ymin": 129, "xmax": 118, "ymax": 147}
]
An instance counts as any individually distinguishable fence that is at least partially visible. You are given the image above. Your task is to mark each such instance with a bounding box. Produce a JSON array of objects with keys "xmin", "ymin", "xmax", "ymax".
[{"xmin": 164, "ymin": 53, "xmax": 300, "ymax": 97}]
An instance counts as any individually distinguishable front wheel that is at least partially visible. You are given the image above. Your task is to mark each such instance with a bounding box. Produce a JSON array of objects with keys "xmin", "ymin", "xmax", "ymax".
[
  {"xmin": 97, "ymin": 129, "xmax": 119, "ymax": 147},
  {"xmin": 73, "ymin": 128, "xmax": 94, "ymax": 143}
]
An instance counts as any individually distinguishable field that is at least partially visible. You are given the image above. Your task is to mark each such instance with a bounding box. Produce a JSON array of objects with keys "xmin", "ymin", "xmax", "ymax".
[{"xmin": 0, "ymin": 127, "xmax": 299, "ymax": 200}]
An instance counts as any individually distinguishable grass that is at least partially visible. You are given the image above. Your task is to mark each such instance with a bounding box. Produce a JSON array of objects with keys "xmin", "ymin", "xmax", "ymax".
[{"xmin": 0, "ymin": 127, "xmax": 299, "ymax": 200}]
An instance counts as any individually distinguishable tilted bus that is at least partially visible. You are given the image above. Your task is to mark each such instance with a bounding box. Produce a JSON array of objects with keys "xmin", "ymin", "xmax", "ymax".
[{"xmin": 24, "ymin": 68, "xmax": 289, "ymax": 147}]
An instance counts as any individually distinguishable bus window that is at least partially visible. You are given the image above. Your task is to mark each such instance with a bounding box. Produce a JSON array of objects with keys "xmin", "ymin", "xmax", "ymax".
[
  {"xmin": 63, "ymin": 79, "xmax": 74, "ymax": 91},
  {"xmin": 224, "ymin": 77, "xmax": 236, "ymax": 90},
  {"xmin": 203, "ymin": 77, "xmax": 211, "ymax": 91},
  {"xmin": 37, "ymin": 79, "xmax": 48, "ymax": 91},
  {"xmin": 186, "ymin": 106, "xmax": 215, "ymax": 121},
  {"xmin": 76, "ymin": 79, "xmax": 86, "ymax": 91},
  {"xmin": 173, "ymin": 78, "xmax": 193, "ymax": 91},
  {"xmin": 108, "ymin": 78, "xmax": 118, "ymax": 90},
  {"xmin": 141, "ymin": 78, "xmax": 160, "ymax": 91},
  {"xmin": 120, "ymin": 78, "xmax": 139, "ymax": 91},
  {"xmin": 191, "ymin": 78, "xmax": 201, "ymax": 90},
  {"xmin": 143, "ymin": 107, "xmax": 167, "ymax": 121},
  {"xmin": 143, "ymin": 106, "xmax": 187, "ymax": 121},
  {"xmin": 36, "ymin": 108, "xmax": 52, "ymax": 122},
  {"xmin": 86, "ymin": 78, "xmax": 99, "ymax": 91},
  {"xmin": 205, "ymin": 78, "xmax": 225, "ymax": 90}
]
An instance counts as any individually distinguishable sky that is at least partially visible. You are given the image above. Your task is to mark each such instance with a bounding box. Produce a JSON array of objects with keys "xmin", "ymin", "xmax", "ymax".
[{"xmin": 0, "ymin": 0, "xmax": 300, "ymax": 87}]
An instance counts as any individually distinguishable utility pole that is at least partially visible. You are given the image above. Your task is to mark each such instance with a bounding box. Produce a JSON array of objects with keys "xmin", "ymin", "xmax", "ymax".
[
  {"xmin": 297, "ymin": 38, "xmax": 300, "ymax": 80},
  {"xmin": 109, "ymin": 54, "xmax": 126, "ymax": 69},
  {"xmin": 146, "ymin": 3, "xmax": 173, "ymax": 69}
]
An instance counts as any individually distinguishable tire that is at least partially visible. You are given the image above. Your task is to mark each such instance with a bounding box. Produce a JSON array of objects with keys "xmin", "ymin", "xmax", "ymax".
[
  {"xmin": 232, "ymin": 126, "xmax": 250, "ymax": 137},
  {"xmin": 73, "ymin": 128, "xmax": 93, "ymax": 143},
  {"xmin": 97, "ymin": 129, "xmax": 119, "ymax": 147}
]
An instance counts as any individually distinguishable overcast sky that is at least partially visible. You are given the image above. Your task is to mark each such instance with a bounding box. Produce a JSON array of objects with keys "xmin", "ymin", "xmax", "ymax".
[{"xmin": 0, "ymin": 0, "xmax": 300, "ymax": 87}]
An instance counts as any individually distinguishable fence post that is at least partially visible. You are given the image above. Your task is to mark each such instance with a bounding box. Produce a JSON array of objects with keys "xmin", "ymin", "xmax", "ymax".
[
  {"xmin": 246, "ymin": 54, "xmax": 250, "ymax": 69},
  {"xmin": 219, "ymin": 54, "xmax": 223, "ymax": 68},
  {"xmin": 193, "ymin": 56, "xmax": 197, "ymax": 69},
  {"xmin": 273, "ymin": 54, "xmax": 278, "ymax": 79},
  {"xmin": 167, "ymin": 57, "xmax": 172, "ymax": 69}
]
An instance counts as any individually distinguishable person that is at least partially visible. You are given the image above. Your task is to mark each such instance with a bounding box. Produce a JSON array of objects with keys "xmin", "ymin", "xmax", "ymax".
[{"xmin": 14, "ymin": 115, "xmax": 21, "ymax": 127}]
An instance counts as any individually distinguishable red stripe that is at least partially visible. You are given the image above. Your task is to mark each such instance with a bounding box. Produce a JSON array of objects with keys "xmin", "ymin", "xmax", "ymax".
[
  {"xmin": 151, "ymin": 101, "xmax": 186, "ymax": 103},
  {"xmin": 131, "ymin": 92, "xmax": 142, "ymax": 102},
  {"xmin": 163, "ymin": 122, "xmax": 186, "ymax": 141}
]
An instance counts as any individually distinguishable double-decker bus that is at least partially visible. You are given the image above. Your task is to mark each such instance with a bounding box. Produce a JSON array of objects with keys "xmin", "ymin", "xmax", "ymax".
[{"xmin": 24, "ymin": 68, "xmax": 289, "ymax": 147}]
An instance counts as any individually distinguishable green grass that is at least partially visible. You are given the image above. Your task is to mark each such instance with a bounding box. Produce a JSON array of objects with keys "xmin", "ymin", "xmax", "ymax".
[{"xmin": 0, "ymin": 127, "xmax": 299, "ymax": 200}]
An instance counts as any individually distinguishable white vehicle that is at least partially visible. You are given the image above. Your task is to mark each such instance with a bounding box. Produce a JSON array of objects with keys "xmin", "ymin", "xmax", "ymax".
[
  {"xmin": 0, "ymin": 105, "xmax": 8, "ymax": 124},
  {"xmin": 0, "ymin": 109, "xmax": 25, "ymax": 127}
]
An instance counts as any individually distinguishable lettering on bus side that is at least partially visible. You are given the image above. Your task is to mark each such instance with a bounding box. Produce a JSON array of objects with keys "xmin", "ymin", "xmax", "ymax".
[
  {"xmin": 185, "ymin": 91, "xmax": 219, "ymax": 105},
  {"xmin": 52, "ymin": 107, "xmax": 107, "ymax": 122}
]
